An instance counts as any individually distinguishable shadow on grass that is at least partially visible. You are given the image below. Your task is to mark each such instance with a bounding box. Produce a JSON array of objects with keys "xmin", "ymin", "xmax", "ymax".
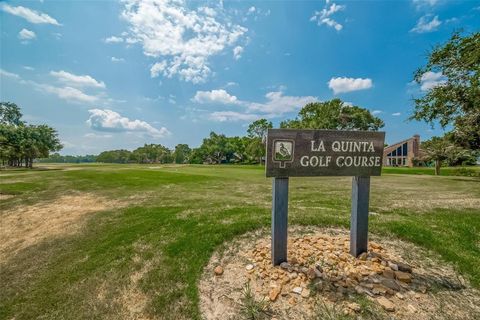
[{"xmin": 0, "ymin": 205, "xmax": 271, "ymax": 320}]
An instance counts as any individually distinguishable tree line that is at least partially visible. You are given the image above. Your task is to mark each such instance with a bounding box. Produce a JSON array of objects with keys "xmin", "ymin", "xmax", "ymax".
[
  {"xmin": 37, "ymin": 99, "xmax": 387, "ymax": 165},
  {"xmin": 0, "ymin": 102, "xmax": 62, "ymax": 168}
]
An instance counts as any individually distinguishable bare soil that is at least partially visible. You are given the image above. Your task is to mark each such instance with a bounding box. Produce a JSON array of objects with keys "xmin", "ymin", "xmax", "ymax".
[
  {"xmin": 0, "ymin": 194, "xmax": 14, "ymax": 200},
  {"xmin": 0, "ymin": 193, "xmax": 118, "ymax": 263}
]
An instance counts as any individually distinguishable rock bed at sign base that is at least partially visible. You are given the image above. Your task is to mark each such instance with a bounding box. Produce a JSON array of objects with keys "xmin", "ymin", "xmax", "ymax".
[
  {"xmin": 199, "ymin": 227, "xmax": 480, "ymax": 320},
  {"xmin": 249, "ymin": 235, "xmax": 414, "ymax": 310}
]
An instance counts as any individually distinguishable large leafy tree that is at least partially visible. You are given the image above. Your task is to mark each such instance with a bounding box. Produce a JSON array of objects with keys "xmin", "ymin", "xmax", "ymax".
[
  {"xmin": 0, "ymin": 102, "xmax": 62, "ymax": 167},
  {"xmin": 280, "ymin": 99, "xmax": 384, "ymax": 131},
  {"xmin": 193, "ymin": 132, "xmax": 249, "ymax": 164},
  {"xmin": 130, "ymin": 144, "xmax": 172, "ymax": 163},
  {"xmin": 173, "ymin": 144, "xmax": 192, "ymax": 164},
  {"xmin": 422, "ymin": 137, "xmax": 457, "ymax": 175},
  {"xmin": 96, "ymin": 150, "xmax": 132, "ymax": 163},
  {"xmin": 228, "ymin": 136, "xmax": 249, "ymax": 163},
  {"xmin": 422, "ymin": 135, "xmax": 474, "ymax": 175},
  {"xmin": 196, "ymin": 132, "xmax": 232, "ymax": 164},
  {"xmin": 0, "ymin": 102, "xmax": 23, "ymax": 126},
  {"xmin": 246, "ymin": 119, "xmax": 273, "ymax": 164},
  {"xmin": 247, "ymin": 119, "xmax": 273, "ymax": 141},
  {"xmin": 411, "ymin": 31, "xmax": 480, "ymax": 149}
]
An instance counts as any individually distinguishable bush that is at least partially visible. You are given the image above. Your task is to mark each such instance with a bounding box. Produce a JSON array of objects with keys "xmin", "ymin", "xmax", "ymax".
[{"xmin": 451, "ymin": 167, "xmax": 480, "ymax": 177}]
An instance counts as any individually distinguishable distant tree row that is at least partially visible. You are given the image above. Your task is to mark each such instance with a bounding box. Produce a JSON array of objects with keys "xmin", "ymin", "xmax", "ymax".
[
  {"xmin": 37, "ymin": 153, "xmax": 97, "ymax": 163},
  {"xmin": 0, "ymin": 102, "xmax": 62, "ymax": 168},
  {"xmin": 96, "ymin": 144, "xmax": 174, "ymax": 164},
  {"xmin": 36, "ymin": 98, "xmax": 384, "ymax": 165}
]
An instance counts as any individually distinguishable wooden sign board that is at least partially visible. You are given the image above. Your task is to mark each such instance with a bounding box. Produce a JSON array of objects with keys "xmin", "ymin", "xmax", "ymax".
[
  {"xmin": 266, "ymin": 129, "xmax": 385, "ymax": 177},
  {"xmin": 266, "ymin": 129, "xmax": 386, "ymax": 265}
]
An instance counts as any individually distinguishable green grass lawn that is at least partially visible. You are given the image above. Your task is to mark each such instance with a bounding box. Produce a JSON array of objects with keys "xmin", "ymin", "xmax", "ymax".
[
  {"xmin": 383, "ymin": 165, "xmax": 480, "ymax": 176},
  {"xmin": 1, "ymin": 164, "xmax": 479, "ymax": 320}
]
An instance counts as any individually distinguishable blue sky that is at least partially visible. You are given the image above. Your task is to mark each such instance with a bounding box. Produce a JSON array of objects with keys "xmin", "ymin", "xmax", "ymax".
[{"xmin": 1, "ymin": 0, "xmax": 479, "ymax": 155}]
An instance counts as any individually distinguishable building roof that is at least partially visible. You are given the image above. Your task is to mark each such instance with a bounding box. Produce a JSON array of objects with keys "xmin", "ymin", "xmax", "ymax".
[{"xmin": 384, "ymin": 136, "xmax": 416, "ymax": 153}]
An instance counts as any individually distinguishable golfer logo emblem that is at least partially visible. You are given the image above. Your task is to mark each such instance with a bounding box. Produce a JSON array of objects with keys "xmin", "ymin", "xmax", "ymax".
[{"xmin": 273, "ymin": 140, "xmax": 294, "ymax": 168}]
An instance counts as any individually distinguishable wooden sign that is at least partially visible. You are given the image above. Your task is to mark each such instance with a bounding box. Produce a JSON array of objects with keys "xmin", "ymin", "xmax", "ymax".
[
  {"xmin": 266, "ymin": 129, "xmax": 386, "ymax": 265},
  {"xmin": 266, "ymin": 129, "xmax": 385, "ymax": 177}
]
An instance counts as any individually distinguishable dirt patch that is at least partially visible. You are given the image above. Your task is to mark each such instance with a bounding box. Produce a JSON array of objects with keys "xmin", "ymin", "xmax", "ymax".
[
  {"xmin": 0, "ymin": 194, "xmax": 15, "ymax": 201},
  {"xmin": 386, "ymin": 197, "xmax": 480, "ymax": 212},
  {"xmin": 0, "ymin": 193, "xmax": 118, "ymax": 262},
  {"xmin": 199, "ymin": 227, "xmax": 480, "ymax": 320},
  {"xmin": 118, "ymin": 243, "xmax": 157, "ymax": 320}
]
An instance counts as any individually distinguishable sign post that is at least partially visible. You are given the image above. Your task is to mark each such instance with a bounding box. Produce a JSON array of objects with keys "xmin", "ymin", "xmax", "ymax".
[
  {"xmin": 272, "ymin": 177, "xmax": 289, "ymax": 265},
  {"xmin": 350, "ymin": 176, "xmax": 370, "ymax": 257},
  {"xmin": 266, "ymin": 129, "xmax": 385, "ymax": 265}
]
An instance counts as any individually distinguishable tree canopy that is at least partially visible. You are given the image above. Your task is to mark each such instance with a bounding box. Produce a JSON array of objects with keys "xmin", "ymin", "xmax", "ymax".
[
  {"xmin": 0, "ymin": 102, "xmax": 62, "ymax": 168},
  {"xmin": 246, "ymin": 119, "xmax": 272, "ymax": 164},
  {"xmin": 247, "ymin": 119, "xmax": 272, "ymax": 141},
  {"xmin": 0, "ymin": 102, "xmax": 23, "ymax": 126},
  {"xmin": 174, "ymin": 144, "xmax": 192, "ymax": 164},
  {"xmin": 411, "ymin": 31, "xmax": 480, "ymax": 150},
  {"xmin": 280, "ymin": 99, "xmax": 384, "ymax": 131},
  {"xmin": 421, "ymin": 136, "xmax": 471, "ymax": 175}
]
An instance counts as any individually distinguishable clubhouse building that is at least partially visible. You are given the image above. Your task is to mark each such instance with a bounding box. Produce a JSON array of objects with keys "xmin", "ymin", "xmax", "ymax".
[{"xmin": 383, "ymin": 135, "xmax": 422, "ymax": 167}]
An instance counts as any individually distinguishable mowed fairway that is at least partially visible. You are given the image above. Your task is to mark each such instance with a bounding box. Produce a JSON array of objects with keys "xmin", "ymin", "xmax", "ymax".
[{"xmin": 1, "ymin": 164, "xmax": 479, "ymax": 320}]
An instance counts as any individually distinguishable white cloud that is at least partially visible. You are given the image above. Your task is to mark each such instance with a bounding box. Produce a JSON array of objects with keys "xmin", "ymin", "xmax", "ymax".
[
  {"xmin": 50, "ymin": 70, "xmax": 106, "ymax": 89},
  {"xmin": 61, "ymin": 140, "xmax": 75, "ymax": 148},
  {"xmin": 412, "ymin": 0, "xmax": 439, "ymax": 9},
  {"xmin": 0, "ymin": 69, "xmax": 21, "ymax": 80},
  {"xmin": 150, "ymin": 61, "xmax": 168, "ymax": 78},
  {"xmin": 198, "ymin": 6, "xmax": 216, "ymax": 17},
  {"xmin": 193, "ymin": 89, "xmax": 240, "ymax": 105},
  {"xmin": 23, "ymin": 66, "xmax": 35, "ymax": 71},
  {"xmin": 310, "ymin": 3, "xmax": 345, "ymax": 31},
  {"xmin": 247, "ymin": 91, "xmax": 317, "ymax": 115},
  {"xmin": 245, "ymin": 6, "xmax": 270, "ymax": 19},
  {"xmin": 328, "ymin": 77, "xmax": 373, "ymax": 94},
  {"xmin": 372, "ymin": 110, "xmax": 382, "ymax": 115},
  {"xmin": 411, "ymin": 15, "xmax": 441, "ymax": 33},
  {"xmin": 84, "ymin": 133, "xmax": 113, "ymax": 138},
  {"xmin": 111, "ymin": 57, "xmax": 125, "ymax": 63},
  {"xmin": 392, "ymin": 112, "xmax": 401, "ymax": 116},
  {"xmin": 321, "ymin": 3, "xmax": 345, "ymax": 17},
  {"xmin": 233, "ymin": 46, "xmax": 244, "ymax": 60},
  {"xmin": 1, "ymin": 69, "xmax": 104, "ymax": 104},
  {"xmin": 419, "ymin": 71, "xmax": 446, "ymax": 91},
  {"xmin": 37, "ymin": 84, "xmax": 99, "ymax": 103},
  {"xmin": 196, "ymin": 88, "xmax": 317, "ymax": 121},
  {"xmin": 104, "ymin": 36, "xmax": 124, "ymax": 43},
  {"xmin": 86, "ymin": 109, "xmax": 170, "ymax": 138},
  {"xmin": 320, "ymin": 18, "xmax": 343, "ymax": 31},
  {"xmin": 18, "ymin": 28, "xmax": 36, "ymax": 40},
  {"xmin": 1, "ymin": 3, "xmax": 60, "ymax": 25},
  {"xmin": 121, "ymin": 0, "xmax": 247, "ymax": 83},
  {"xmin": 210, "ymin": 111, "xmax": 260, "ymax": 122}
]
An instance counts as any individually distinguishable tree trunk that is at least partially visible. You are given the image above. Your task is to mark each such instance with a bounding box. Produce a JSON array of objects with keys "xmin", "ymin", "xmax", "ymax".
[{"xmin": 435, "ymin": 160, "xmax": 441, "ymax": 175}]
